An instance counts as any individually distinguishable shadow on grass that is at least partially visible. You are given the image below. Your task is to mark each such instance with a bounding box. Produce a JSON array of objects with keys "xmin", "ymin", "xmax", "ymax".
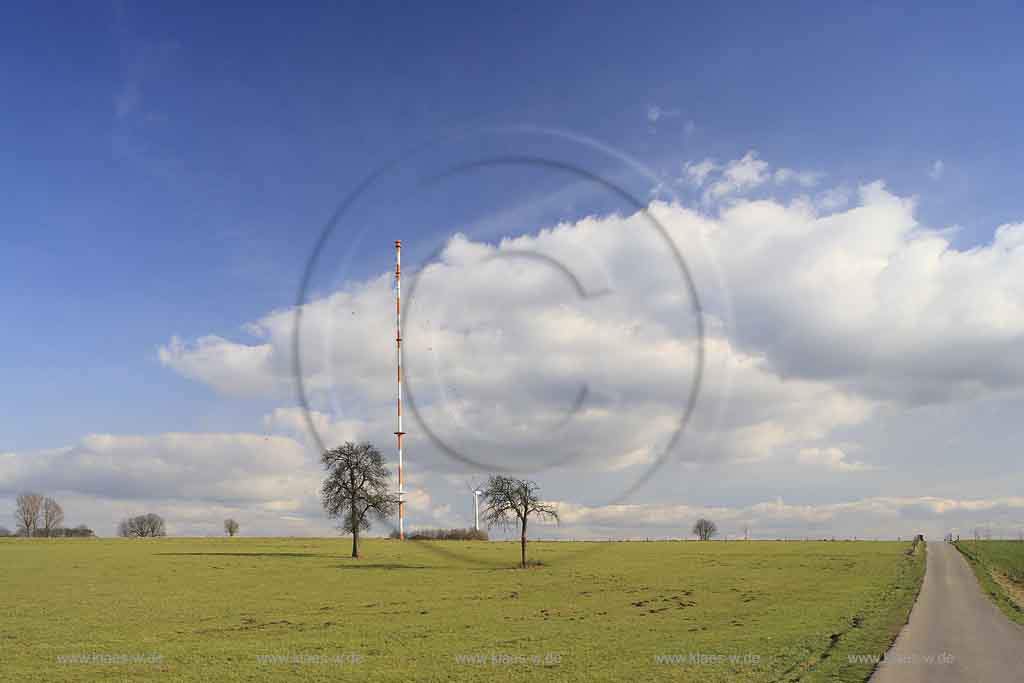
[
  {"xmin": 156, "ymin": 552, "xmax": 329, "ymax": 558},
  {"xmin": 157, "ymin": 553, "xmax": 533, "ymax": 571},
  {"xmin": 334, "ymin": 563, "xmax": 433, "ymax": 570},
  {"xmin": 481, "ymin": 563, "xmax": 548, "ymax": 571}
]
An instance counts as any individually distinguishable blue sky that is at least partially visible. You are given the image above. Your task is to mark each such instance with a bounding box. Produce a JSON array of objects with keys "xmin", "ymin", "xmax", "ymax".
[{"xmin": 3, "ymin": 3, "xmax": 1024, "ymax": 538}]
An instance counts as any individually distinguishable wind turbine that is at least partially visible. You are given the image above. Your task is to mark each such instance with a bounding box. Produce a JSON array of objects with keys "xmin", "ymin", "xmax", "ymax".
[{"xmin": 466, "ymin": 480, "xmax": 484, "ymax": 531}]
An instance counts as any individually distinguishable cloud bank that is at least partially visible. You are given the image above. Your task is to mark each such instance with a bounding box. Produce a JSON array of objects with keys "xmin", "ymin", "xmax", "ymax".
[{"xmin": 6, "ymin": 150, "xmax": 1023, "ymax": 539}]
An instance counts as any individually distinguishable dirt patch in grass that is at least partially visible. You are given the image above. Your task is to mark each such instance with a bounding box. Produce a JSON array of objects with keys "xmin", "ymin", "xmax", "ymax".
[{"xmin": 991, "ymin": 570, "xmax": 1024, "ymax": 611}]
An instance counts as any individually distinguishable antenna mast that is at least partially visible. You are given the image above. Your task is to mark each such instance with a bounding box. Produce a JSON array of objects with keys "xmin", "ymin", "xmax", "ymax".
[{"xmin": 395, "ymin": 240, "xmax": 406, "ymax": 540}]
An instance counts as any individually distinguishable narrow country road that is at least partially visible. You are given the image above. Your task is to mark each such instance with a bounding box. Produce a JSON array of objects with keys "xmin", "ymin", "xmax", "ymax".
[{"xmin": 871, "ymin": 541, "xmax": 1024, "ymax": 682}]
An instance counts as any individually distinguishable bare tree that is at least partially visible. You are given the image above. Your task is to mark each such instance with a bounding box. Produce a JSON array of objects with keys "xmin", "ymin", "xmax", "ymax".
[
  {"xmin": 117, "ymin": 513, "xmax": 166, "ymax": 538},
  {"xmin": 480, "ymin": 476, "xmax": 559, "ymax": 568},
  {"xmin": 137, "ymin": 513, "xmax": 165, "ymax": 537},
  {"xmin": 320, "ymin": 442, "xmax": 395, "ymax": 559},
  {"xmin": 224, "ymin": 519, "xmax": 239, "ymax": 537},
  {"xmin": 692, "ymin": 518, "xmax": 718, "ymax": 541},
  {"xmin": 15, "ymin": 492, "xmax": 44, "ymax": 537},
  {"xmin": 41, "ymin": 497, "xmax": 64, "ymax": 537}
]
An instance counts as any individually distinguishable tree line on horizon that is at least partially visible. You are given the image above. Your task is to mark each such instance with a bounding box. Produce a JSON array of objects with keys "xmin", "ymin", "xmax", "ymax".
[
  {"xmin": 6, "ymin": 447, "xmax": 726, "ymax": 550},
  {"xmin": 4, "ymin": 492, "xmax": 94, "ymax": 538},
  {"xmin": 3, "ymin": 490, "xmax": 248, "ymax": 539}
]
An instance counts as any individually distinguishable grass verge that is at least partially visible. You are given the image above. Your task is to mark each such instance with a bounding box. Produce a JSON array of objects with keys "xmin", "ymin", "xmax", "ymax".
[{"xmin": 954, "ymin": 540, "xmax": 1024, "ymax": 626}]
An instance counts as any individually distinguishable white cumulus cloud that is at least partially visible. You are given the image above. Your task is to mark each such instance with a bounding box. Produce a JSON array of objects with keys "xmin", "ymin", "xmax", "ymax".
[{"xmin": 797, "ymin": 446, "xmax": 872, "ymax": 472}]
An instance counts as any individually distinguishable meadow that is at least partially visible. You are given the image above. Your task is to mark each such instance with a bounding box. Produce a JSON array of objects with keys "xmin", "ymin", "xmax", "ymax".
[
  {"xmin": 955, "ymin": 540, "xmax": 1024, "ymax": 625},
  {"xmin": 0, "ymin": 537, "xmax": 924, "ymax": 682}
]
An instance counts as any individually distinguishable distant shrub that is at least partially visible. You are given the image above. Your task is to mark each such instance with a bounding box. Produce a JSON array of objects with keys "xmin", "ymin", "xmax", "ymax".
[
  {"xmin": 389, "ymin": 527, "xmax": 489, "ymax": 541},
  {"xmin": 692, "ymin": 518, "xmax": 718, "ymax": 541},
  {"xmin": 0, "ymin": 526, "xmax": 12, "ymax": 537},
  {"xmin": 907, "ymin": 533, "xmax": 924, "ymax": 555}
]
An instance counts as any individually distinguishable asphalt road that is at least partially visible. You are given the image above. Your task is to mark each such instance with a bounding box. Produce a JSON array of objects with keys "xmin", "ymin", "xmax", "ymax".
[{"xmin": 871, "ymin": 541, "xmax": 1024, "ymax": 682}]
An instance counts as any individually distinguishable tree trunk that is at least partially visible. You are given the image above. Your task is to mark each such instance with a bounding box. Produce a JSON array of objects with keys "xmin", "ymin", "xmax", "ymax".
[
  {"xmin": 350, "ymin": 470, "xmax": 360, "ymax": 559},
  {"xmin": 520, "ymin": 517, "xmax": 528, "ymax": 568}
]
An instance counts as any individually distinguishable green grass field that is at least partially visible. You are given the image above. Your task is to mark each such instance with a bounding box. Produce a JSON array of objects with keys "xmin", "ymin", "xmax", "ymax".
[
  {"xmin": 955, "ymin": 540, "xmax": 1024, "ymax": 625},
  {"xmin": 0, "ymin": 538, "xmax": 924, "ymax": 682}
]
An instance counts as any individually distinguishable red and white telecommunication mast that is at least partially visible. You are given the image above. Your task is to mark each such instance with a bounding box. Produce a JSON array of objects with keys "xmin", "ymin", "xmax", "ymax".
[{"xmin": 394, "ymin": 240, "xmax": 406, "ymax": 539}]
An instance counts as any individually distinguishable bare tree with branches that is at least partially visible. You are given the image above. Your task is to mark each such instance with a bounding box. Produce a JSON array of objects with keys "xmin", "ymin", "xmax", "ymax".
[
  {"xmin": 41, "ymin": 497, "xmax": 64, "ymax": 537},
  {"xmin": 224, "ymin": 519, "xmax": 239, "ymax": 537},
  {"xmin": 15, "ymin": 492, "xmax": 44, "ymax": 537},
  {"xmin": 117, "ymin": 513, "xmax": 166, "ymax": 538},
  {"xmin": 692, "ymin": 518, "xmax": 718, "ymax": 541},
  {"xmin": 320, "ymin": 442, "xmax": 395, "ymax": 559},
  {"xmin": 480, "ymin": 476, "xmax": 559, "ymax": 568}
]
